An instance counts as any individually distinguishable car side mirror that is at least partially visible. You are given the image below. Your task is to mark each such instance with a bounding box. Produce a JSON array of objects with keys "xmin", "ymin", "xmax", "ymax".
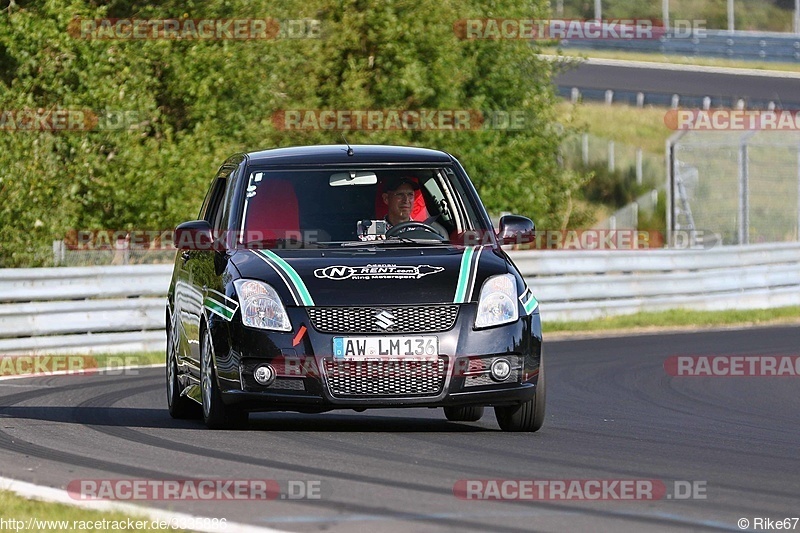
[
  {"xmin": 174, "ymin": 220, "xmax": 214, "ymax": 250},
  {"xmin": 497, "ymin": 215, "xmax": 535, "ymax": 245}
]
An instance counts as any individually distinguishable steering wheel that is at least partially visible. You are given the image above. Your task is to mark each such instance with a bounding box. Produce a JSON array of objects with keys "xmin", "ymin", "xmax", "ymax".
[{"xmin": 385, "ymin": 221, "xmax": 444, "ymax": 240}]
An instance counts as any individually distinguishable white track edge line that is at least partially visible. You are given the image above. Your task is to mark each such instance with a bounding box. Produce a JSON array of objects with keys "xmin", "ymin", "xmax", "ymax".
[
  {"xmin": 0, "ymin": 363, "xmax": 165, "ymax": 382},
  {"xmin": 0, "ymin": 475, "xmax": 287, "ymax": 533}
]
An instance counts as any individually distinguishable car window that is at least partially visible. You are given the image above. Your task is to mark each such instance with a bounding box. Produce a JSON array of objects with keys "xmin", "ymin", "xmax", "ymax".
[
  {"xmin": 204, "ymin": 178, "xmax": 227, "ymax": 231},
  {"xmin": 218, "ymin": 166, "xmax": 240, "ymax": 232},
  {"xmin": 439, "ymin": 166, "xmax": 483, "ymax": 233},
  {"xmin": 238, "ymin": 167, "xmax": 486, "ymax": 247}
]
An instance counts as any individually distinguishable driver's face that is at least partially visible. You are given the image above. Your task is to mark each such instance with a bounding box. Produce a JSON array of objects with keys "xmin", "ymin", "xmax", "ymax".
[{"xmin": 383, "ymin": 183, "xmax": 415, "ymax": 225}]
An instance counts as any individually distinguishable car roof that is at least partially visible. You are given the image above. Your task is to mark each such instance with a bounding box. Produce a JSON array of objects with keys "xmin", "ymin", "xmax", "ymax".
[{"xmin": 245, "ymin": 144, "xmax": 454, "ymax": 166}]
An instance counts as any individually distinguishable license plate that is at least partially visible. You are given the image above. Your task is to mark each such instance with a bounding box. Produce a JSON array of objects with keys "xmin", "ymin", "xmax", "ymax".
[{"xmin": 333, "ymin": 336, "xmax": 438, "ymax": 361}]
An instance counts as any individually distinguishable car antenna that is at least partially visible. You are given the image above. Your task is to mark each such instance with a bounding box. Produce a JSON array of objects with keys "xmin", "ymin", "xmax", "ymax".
[{"xmin": 341, "ymin": 134, "xmax": 354, "ymax": 156}]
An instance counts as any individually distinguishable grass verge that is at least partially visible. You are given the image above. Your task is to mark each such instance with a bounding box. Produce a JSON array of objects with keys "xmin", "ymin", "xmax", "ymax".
[
  {"xmin": 543, "ymin": 306, "xmax": 800, "ymax": 334},
  {"xmin": 0, "ymin": 490, "xmax": 185, "ymax": 532},
  {"xmin": 0, "ymin": 352, "xmax": 163, "ymax": 378},
  {"xmin": 557, "ymin": 101, "xmax": 672, "ymax": 156},
  {"xmin": 90, "ymin": 351, "xmax": 163, "ymax": 368}
]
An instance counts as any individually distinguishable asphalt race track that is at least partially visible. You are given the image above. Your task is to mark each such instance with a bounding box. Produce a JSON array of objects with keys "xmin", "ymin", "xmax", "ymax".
[
  {"xmin": 1, "ymin": 325, "xmax": 798, "ymax": 532},
  {"xmin": 553, "ymin": 61, "xmax": 800, "ymax": 109}
]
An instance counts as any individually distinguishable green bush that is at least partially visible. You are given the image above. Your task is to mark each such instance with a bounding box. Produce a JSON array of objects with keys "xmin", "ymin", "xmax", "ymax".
[
  {"xmin": 1, "ymin": 0, "xmax": 587, "ymax": 267},
  {"xmin": 579, "ymin": 162, "xmax": 651, "ymax": 209}
]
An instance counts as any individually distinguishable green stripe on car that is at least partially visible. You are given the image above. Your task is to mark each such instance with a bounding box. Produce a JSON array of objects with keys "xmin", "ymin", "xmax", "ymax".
[
  {"xmin": 519, "ymin": 288, "xmax": 539, "ymax": 315},
  {"xmin": 204, "ymin": 298, "xmax": 235, "ymax": 321},
  {"xmin": 523, "ymin": 295, "xmax": 538, "ymax": 314},
  {"xmin": 453, "ymin": 246, "xmax": 477, "ymax": 304},
  {"xmin": 258, "ymin": 249, "xmax": 316, "ymax": 307}
]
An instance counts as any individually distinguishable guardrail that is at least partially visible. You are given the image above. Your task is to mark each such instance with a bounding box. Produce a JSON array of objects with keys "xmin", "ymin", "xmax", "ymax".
[
  {"xmin": 560, "ymin": 28, "xmax": 800, "ymax": 63},
  {"xmin": 0, "ymin": 265, "xmax": 171, "ymax": 355},
  {"xmin": 1, "ymin": 243, "xmax": 798, "ymax": 354},
  {"xmin": 516, "ymin": 242, "xmax": 800, "ymax": 321}
]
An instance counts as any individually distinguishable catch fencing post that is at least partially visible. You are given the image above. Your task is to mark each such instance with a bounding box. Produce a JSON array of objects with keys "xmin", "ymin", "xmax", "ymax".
[
  {"xmin": 636, "ymin": 148, "xmax": 643, "ymax": 185},
  {"xmin": 737, "ymin": 132, "xmax": 755, "ymax": 245},
  {"xmin": 728, "ymin": 0, "xmax": 735, "ymax": 33},
  {"xmin": 582, "ymin": 134, "xmax": 589, "ymax": 166},
  {"xmin": 608, "ymin": 141, "xmax": 615, "ymax": 172},
  {"xmin": 52, "ymin": 240, "xmax": 65, "ymax": 266},
  {"xmin": 666, "ymin": 130, "xmax": 687, "ymax": 248}
]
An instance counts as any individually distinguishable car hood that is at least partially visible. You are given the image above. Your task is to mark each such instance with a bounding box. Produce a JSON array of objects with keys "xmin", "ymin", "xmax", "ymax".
[{"xmin": 230, "ymin": 246, "xmax": 509, "ymax": 306}]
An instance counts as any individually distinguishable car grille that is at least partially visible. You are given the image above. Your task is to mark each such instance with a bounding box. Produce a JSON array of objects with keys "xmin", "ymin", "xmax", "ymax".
[
  {"xmin": 323, "ymin": 357, "xmax": 447, "ymax": 398},
  {"xmin": 270, "ymin": 378, "xmax": 306, "ymax": 391},
  {"xmin": 307, "ymin": 306, "xmax": 458, "ymax": 334}
]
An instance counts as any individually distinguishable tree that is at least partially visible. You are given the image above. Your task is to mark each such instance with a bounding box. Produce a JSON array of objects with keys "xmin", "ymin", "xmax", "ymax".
[{"xmin": 0, "ymin": 0, "xmax": 582, "ymax": 266}]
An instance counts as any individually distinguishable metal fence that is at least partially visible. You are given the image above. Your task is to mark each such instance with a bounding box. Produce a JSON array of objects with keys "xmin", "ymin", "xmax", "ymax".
[
  {"xmin": 561, "ymin": 132, "xmax": 665, "ymax": 185},
  {"xmin": 668, "ymin": 130, "xmax": 800, "ymax": 246},
  {"xmin": 2, "ymin": 244, "xmax": 800, "ymax": 354},
  {"xmin": 593, "ymin": 189, "xmax": 660, "ymax": 230},
  {"xmin": 560, "ymin": 133, "xmax": 664, "ymax": 229}
]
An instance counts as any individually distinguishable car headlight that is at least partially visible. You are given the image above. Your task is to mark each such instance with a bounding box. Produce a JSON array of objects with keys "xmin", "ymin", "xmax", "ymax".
[
  {"xmin": 474, "ymin": 274, "xmax": 519, "ymax": 329},
  {"xmin": 233, "ymin": 279, "xmax": 291, "ymax": 331}
]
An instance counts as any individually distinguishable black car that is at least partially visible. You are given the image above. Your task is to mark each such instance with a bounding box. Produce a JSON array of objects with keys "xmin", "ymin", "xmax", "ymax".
[{"xmin": 166, "ymin": 144, "xmax": 544, "ymax": 431}]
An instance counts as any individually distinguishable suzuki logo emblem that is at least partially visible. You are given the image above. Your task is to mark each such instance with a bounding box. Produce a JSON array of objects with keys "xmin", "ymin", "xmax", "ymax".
[{"xmin": 374, "ymin": 310, "xmax": 396, "ymax": 330}]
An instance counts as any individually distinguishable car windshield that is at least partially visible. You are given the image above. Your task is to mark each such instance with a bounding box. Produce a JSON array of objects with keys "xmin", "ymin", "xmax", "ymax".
[{"xmin": 237, "ymin": 166, "xmax": 488, "ymax": 249}]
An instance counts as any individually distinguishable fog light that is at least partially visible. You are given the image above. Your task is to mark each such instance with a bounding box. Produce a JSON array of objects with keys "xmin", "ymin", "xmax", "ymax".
[
  {"xmin": 490, "ymin": 358, "xmax": 512, "ymax": 382},
  {"xmin": 254, "ymin": 364, "xmax": 276, "ymax": 386}
]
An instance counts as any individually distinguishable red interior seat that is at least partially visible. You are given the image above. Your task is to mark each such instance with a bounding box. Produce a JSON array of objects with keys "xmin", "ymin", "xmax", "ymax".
[{"xmin": 244, "ymin": 179, "xmax": 300, "ymax": 242}]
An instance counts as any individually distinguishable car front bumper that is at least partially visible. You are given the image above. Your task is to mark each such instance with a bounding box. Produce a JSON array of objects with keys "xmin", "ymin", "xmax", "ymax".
[{"xmin": 209, "ymin": 304, "xmax": 542, "ymax": 412}]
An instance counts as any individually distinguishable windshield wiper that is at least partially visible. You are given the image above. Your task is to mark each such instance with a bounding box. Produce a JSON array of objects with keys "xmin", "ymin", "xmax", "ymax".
[
  {"xmin": 242, "ymin": 239, "xmax": 330, "ymax": 249},
  {"xmin": 340, "ymin": 237, "xmax": 446, "ymax": 247}
]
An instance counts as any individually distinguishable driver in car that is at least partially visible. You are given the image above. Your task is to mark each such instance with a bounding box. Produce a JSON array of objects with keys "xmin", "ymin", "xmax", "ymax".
[{"xmin": 382, "ymin": 177, "xmax": 419, "ymax": 230}]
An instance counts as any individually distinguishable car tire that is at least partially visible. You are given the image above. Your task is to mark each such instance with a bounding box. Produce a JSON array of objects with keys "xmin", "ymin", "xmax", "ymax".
[
  {"xmin": 166, "ymin": 315, "xmax": 200, "ymax": 419},
  {"xmin": 494, "ymin": 357, "xmax": 546, "ymax": 432},
  {"xmin": 200, "ymin": 325, "xmax": 248, "ymax": 430},
  {"xmin": 443, "ymin": 405, "xmax": 485, "ymax": 422}
]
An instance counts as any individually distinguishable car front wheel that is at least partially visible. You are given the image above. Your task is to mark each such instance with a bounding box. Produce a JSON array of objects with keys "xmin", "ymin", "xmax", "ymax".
[
  {"xmin": 200, "ymin": 325, "xmax": 248, "ymax": 429},
  {"xmin": 166, "ymin": 315, "xmax": 200, "ymax": 419},
  {"xmin": 494, "ymin": 357, "xmax": 546, "ymax": 432}
]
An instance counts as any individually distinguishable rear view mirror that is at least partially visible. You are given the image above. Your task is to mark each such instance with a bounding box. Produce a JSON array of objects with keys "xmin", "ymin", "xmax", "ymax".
[
  {"xmin": 329, "ymin": 171, "xmax": 378, "ymax": 187},
  {"xmin": 174, "ymin": 220, "xmax": 214, "ymax": 250},
  {"xmin": 497, "ymin": 215, "xmax": 535, "ymax": 245}
]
